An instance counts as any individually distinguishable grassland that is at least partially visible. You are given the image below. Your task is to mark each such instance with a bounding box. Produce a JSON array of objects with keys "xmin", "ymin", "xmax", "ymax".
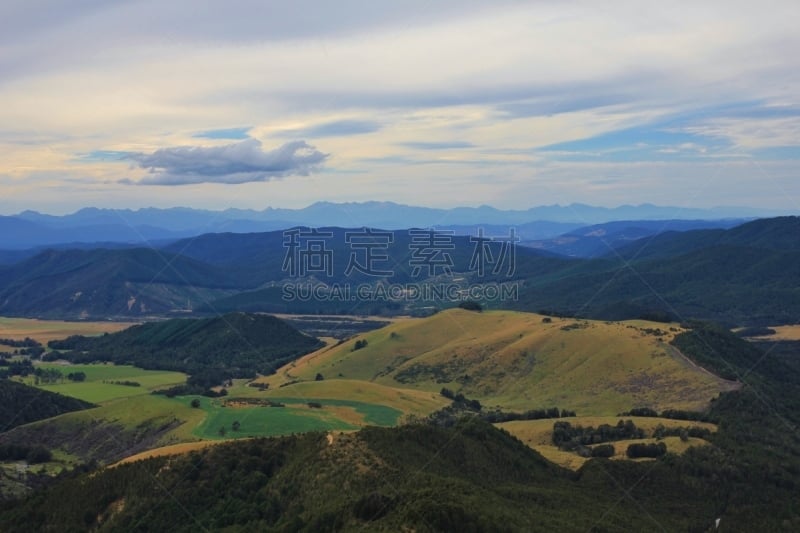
[
  {"xmin": 263, "ymin": 308, "xmax": 737, "ymax": 415},
  {"xmin": 760, "ymin": 325, "xmax": 800, "ymax": 341},
  {"xmin": 24, "ymin": 363, "xmax": 186, "ymax": 403},
  {"xmin": 2, "ymin": 311, "xmax": 737, "ymax": 472},
  {"xmin": 0, "ymin": 317, "xmax": 135, "ymax": 346},
  {"xmin": 497, "ymin": 416, "xmax": 717, "ymax": 469}
]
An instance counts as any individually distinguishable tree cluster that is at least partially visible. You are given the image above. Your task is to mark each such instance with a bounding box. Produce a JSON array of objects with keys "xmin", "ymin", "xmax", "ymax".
[{"xmin": 552, "ymin": 420, "xmax": 645, "ymax": 450}]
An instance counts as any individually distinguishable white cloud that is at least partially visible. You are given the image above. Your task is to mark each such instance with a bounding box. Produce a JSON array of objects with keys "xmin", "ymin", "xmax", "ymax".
[{"xmin": 0, "ymin": 1, "xmax": 799, "ymax": 212}]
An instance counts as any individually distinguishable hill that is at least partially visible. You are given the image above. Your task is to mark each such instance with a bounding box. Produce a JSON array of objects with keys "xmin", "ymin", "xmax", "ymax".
[
  {"xmin": 510, "ymin": 217, "xmax": 800, "ymax": 325},
  {"xmin": 262, "ymin": 309, "xmax": 736, "ymax": 415},
  {"xmin": 3, "ymin": 317, "xmax": 800, "ymax": 530},
  {"xmin": 49, "ymin": 312, "xmax": 323, "ymax": 383},
  {"xmin": 0, "ymin": 248, "xmax": 237, "ymax": 318},
  {"xmin": 611, "ymin": 215, "xmax": 800, "ymax": 261},
  {"xmin": 0, "ymin": 420, "xmax": 722, "ymax": 532},
  {"xmin": 0, "ymin": 216, "xmax": 796, "ymax": 325},
  {"xmin": 0, "ymin": 380, "xmax": 94, "ymax": 432},
  {"xmin": 523, "ymin": 218, "xmax": 746, "ymax": 258}
]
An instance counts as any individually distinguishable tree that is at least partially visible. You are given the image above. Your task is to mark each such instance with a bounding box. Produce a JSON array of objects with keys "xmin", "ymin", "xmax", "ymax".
[
  {"xmin": 315, "ymin": 373, "xmax": 324, "ymax": 381},
  {"xmin": 458, "ymin": 301, "xmax": 483, "ymax": 312},
  {"xmin": 190, "ymin": 398, "xmax": 201, "ymax": 408},
  {"xmin": 232, "ymin": 420, "xmax": 241, "ymax": 432},
  {"xmin": 218, "ymin": 426, "xmax": 227, "ymax": 437},
  {"xmin": 591, "ymin": 444, "xmax": 615, "ymax": 458}
]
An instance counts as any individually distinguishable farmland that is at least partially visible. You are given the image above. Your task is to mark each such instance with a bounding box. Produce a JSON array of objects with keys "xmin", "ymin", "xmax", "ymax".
[
  {"xmin": 0, "ymin": 317, "xmax": 135, "ymax": 346},
  {"xmin": 22, "ymin": 363, "xmax": 186, "ymax": 403}
]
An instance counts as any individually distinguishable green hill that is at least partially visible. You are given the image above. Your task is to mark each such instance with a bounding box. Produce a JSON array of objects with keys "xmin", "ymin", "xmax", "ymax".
[
  {"xmin": 0, "ymin": 248, "xmax": 236, "ymax": 318},
  {"xmin": 49, "ymin": 313, "xmax": 323, "ymax": 382},
  {"xmin": 0, "ymin": 380, "xmax": 94, "ymax": 432},
  {"xmin": 612, "ymin": 216, "xmax": 800, "ymax": 261},
  {"xmin": 0, "ymin": 420, "xmax": 720, "ymax": 532}
]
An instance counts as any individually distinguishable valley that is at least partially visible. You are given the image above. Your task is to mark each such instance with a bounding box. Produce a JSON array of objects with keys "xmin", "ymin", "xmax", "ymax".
[{"xmin": 0, "ymin": 214, "xmax": 798, "ymax": 531}]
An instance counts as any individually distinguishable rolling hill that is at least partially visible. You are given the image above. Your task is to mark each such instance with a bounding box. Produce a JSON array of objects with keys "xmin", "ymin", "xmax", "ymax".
[
  {"xmin": 0, "ymin": 248, "xmax": 237, "ymax": 318},
  {"xmin": 0, "ymin": 380, "xmax": 94, "ymax": 433},
  {"xmin": 0, "ymin": 420, "xmax": 722, "ymax": 532},
  {"xmin": 522, "ymin": 218, "xmax": 746, "ymax": 258},
  {"xmin": 0, "ymin": 216, "xmax": 796, "ymax": 325},
  {"xmin": 510, "ymin": 217, "xmax": 800, "ymax": 325},
  {"xmin": 49, "ymin": 312, "xmax": 324, "ymax": 381},
  {"xmin": 262, "ymin": 309, "xmax": 737, "ymax": 415}
]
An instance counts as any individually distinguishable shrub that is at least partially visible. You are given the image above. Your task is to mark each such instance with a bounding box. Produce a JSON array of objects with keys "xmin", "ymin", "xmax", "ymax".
[
  {"xmin": 626, "ymin": 442, "xmax": 667, "ymax": 458},
  {"xmin": 591, "ymin": 444, "xmax": 615, "ymax": 458}
]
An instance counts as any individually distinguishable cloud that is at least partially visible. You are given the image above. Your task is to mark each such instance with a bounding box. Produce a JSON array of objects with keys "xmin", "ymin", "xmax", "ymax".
[
  {"xmin": 275, "ymin": 119, "xmax": 382, "ymax": 138},
  {"xmin": 125, "ymin": 139, "xmax": 328, "ymax": 186}
]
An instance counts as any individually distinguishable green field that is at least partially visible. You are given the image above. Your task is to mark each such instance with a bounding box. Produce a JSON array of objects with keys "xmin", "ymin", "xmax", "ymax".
[
  {"xmin": 178, "ymin": 395, "xmax": 402, "ymax": 440},
  {"xmin": 185, "ymin": 396, "xmax": 355, "ymax": 439},
  {"xmin": 25, "ymin": 363, "xmax": 187, "ymax": 403}
]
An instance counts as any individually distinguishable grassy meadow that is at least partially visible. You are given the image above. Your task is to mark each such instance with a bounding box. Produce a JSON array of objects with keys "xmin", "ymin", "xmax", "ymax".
[
  {"xmin": 23, "ymin": 363, "xmax": 186, "ymax": 403},
  {"xmin": 263, "ymin": 308, "xmax": 737, "ymax": 415}
]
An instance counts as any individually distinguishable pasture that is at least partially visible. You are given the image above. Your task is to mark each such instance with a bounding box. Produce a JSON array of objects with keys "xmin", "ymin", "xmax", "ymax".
[
  {"xmin": 25, "ymin": 363, "xmax": 187, "ymax": 403},
  {"xmin": 181, "ymin": 394, "xmax": 403, "ymax": 440},
  {"xmin": 0, "ymin": 317, "xmax": 135, "ymax": 346},
  {"xmin": 265, "ymin": 308, "xmax": 736, "ymax": 415}
]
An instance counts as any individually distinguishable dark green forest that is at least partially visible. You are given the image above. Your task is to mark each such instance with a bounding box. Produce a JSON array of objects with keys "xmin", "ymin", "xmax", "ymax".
[
  {"xmin": 47, "ymin": 313, "xmax": 323, "ymax": 385},
  {"xmin": 0, "ymin": 380, "xmax": 94, "ymax": 432}
]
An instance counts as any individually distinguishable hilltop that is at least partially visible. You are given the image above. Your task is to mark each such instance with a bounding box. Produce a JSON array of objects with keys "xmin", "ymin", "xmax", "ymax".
[{"xmin": 263, "ymin": 309, "xmax": 736, "ymax": 415}]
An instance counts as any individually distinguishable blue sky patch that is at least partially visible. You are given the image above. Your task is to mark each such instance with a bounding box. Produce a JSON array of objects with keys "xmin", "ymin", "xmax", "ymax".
[
  {"xmin": 77, "ymin": 150, "xmax": 135, "ymax": 162},
  {"xmin": 193, "ymin": 127, "xmax": 251, "ymax": 140}
]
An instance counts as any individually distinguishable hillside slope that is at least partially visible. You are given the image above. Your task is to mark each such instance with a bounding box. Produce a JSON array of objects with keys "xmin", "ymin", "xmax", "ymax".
[
  {"xmin": 266, "ymin": 309, "xmax": 736, "ymax": 415},
  {"xmin": 0, "ymin": 248, "xmax": 236, "ymax": 318},
  {"xmin": 50, "ymin": 312, "xmax": 323, "ymax": 380},
  {"xmin": 0, "ymin": 380, "xmax": 94, "ymax": 432},
  {"xmin": 0, "ymin": 421, "xmax": 718, "ymax": 532}
]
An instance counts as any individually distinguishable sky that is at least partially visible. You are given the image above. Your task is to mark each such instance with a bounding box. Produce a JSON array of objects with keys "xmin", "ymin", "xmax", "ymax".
[{"xmin": 1, "ymin": 0, "xmax": 799, "ymax": 214}]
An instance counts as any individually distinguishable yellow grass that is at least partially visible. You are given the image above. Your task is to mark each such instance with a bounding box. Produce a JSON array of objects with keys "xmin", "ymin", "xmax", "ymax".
[
  {"xmin": 269, "ymin": 309, "xmax": 736, "ymax": 415},
  {"xmin": 759, "ymin": 325, "xmax": 800, "ymax": 341},
  {"xmin": 260, "ymin": 379, "xmax": 448, "ymax": 416},
  {"xmin": 0, "ymin": 317, "xmax": 136, "ymax": 345},
  {"xmin": 498, "ymin": 417, "xmax": 715, "ymax": 470},
  {"xmin": 109, "ymin": 440, "xmax": 225, "ymax": 467}
]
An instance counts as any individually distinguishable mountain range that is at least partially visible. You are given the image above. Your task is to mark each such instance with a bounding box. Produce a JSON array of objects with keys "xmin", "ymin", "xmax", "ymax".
[
  {"xmin": 0, "ymin": 216, "xmax": 797, "ymax": 325},
  {"xmin": 1, "ymin": 201, "xmax": 788, "ymax": 249}
]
